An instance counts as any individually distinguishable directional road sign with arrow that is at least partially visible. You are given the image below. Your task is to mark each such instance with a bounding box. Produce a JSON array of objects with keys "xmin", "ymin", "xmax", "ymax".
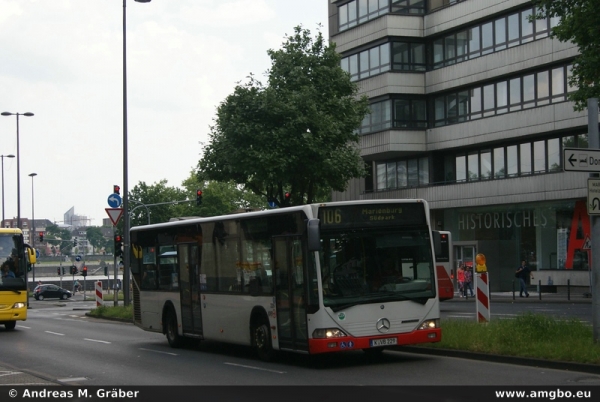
[
  {"xmin": 587, "ymin": 178, "xmax": 600, "ymax": 215},
  {"xmin": 107, "ymin": 193, "xmax": 122, "ymax": 208},
  {"xmin": 564, "ymin": 147, "xmax": 600, "ymax": 172}
]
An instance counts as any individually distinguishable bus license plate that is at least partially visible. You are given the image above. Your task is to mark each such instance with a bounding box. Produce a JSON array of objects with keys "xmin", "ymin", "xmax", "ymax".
[{"xmin": 369, "ymin": 337, "xmax": 398, "ymax": 347}]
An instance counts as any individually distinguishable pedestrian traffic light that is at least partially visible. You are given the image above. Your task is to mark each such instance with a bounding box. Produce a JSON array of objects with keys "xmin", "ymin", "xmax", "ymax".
[
  {"xmin": 114, "ymin": 234, "xmax": 123, "ymax": 257},
  {"xmin": 196, "ymin": 189, "xmax": 203, "ymax": 206},
  {"xmin": 39, "ymin": 232, "xmax": 44, "ymax": 242},
  {"xmin": 62, "ymin": 267, "xmax": 65, "ymax": 275},
  {"xmin": 282, "ymin": 191, "xmax": 291, "ymax": 207},
  {"xmin": 82, "ymin": 266, "xmax": 87, "ymax": 277},
  {"xmin": 104, "ymin": 266, "xmax": 108, "ymax": 276},
  {"xmin": 114, "ymin": 185, "xmax": 120, "ymax": 195},
  {"xmin": 70, "ymin": 265, "xmax": 76, "ymax": 275},
  {"xmin": 57, "ymin": 267, "xmax": 61, "ymax": 275}
]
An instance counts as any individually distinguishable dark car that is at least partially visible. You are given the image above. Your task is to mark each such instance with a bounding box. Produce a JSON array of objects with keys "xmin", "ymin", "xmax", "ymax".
[{"xmin": 33, "ymin": 284, "xmax": 72, "ymax": 301}]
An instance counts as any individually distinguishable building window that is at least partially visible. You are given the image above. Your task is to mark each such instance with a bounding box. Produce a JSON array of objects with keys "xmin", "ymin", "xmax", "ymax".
[
  {"xmin": 431, "ymin": 5, "xmax": 554, "ymax": 69},
  {"xmin": 392, "ymin": 0, "xmax": 426, "ymax": 14},
  {"xmin": 433, "ymin": 64, "xmax": 573, "ymax": 126},
  {"xmin": 360, "ymin": 97, "xmax": 426, "ymax": 134},
  {"xmin": 375, "ymin": 156, "xmax": 428, "ymax": 190}
]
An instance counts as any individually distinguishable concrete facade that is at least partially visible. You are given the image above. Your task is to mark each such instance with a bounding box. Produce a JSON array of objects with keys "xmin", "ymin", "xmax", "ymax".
[{"xmin": 329, "ymin": 0, "xmax": 593, "ymax": 291}]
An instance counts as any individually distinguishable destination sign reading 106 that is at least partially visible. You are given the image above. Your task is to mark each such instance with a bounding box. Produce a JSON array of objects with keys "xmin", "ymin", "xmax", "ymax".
[{"xmin": 318, "ymin": 203, "xmax": 426, "ymax": 229}]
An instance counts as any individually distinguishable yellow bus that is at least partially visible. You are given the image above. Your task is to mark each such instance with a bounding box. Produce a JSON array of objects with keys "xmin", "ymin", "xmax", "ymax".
[{"xmin": 0, "ymin": 228, "xmax": 36, "ymax": 330}]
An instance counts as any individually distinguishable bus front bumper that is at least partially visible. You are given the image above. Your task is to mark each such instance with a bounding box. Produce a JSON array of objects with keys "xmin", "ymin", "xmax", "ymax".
[{"xmin": 308, "ymin": 328, "xmax": 441, "ymax": 355}]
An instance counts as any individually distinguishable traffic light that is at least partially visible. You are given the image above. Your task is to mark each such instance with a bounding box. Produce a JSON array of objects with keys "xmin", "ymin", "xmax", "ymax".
[
  {"xmin": 196, "ymin": 189, "xmax": 203, "ymax": 206},
  {"xmin": 62, "ymin": 267, "xmax": 65, "ymax": 275},
  {"xmin": 104, "ymin": 266, "xmax": 108, "ymax": 276},
  {"xmin": 114, "ymin": 185, "xmax": 120, "ymax": 195},
  {"xmin": 70, "ymin": 265, "xmax": 76, "ymax": 275},
  {"xmin": 73, "ymin": 238, "xmax": 77, "ymax": 247},
  {"xmin": 282, "ymin": 191, "xmax": 291, "ymax": 207},
  {"xmin": 57, "ymin": 267, "xmax": 61, "ymax": 275},
  {"xmin": 39, "ymin": 232, "xmax": 44, "ymax": 242},
  {"xmin": 114, "ymin": 234, "xmax": 123, "ymax": 257},
  {"xmin": 82, "ymin": 266, "xmax": 87, "ymax": 277}
]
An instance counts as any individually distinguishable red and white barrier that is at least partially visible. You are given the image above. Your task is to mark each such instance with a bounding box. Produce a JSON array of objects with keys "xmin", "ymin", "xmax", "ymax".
[
  {"xmin": 475, "ymin": 273, "xmax": 490, "ymax": 323},
  {"xmin": 95, "ymin": 281, "xmax": 103, "ymax": 307}
]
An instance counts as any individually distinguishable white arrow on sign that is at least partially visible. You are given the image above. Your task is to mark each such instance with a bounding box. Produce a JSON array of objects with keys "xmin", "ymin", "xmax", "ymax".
[{"xmin": 105, "ymin": 208, "xmax": 124, "ymax": 226}]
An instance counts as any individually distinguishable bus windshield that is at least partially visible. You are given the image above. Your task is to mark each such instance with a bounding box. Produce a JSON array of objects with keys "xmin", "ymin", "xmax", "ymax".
[
  {"xmin": 0, "ymin": 233, "xmax": 27, "ymax": 290},
  {"xmin": 319, "ymin": 227, "xmax": 435, "ymax": 310}
]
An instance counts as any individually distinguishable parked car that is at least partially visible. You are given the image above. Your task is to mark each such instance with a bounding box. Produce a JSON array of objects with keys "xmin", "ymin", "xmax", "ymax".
[{"xmin": 33, "ymin": 284, "xmax": 72, "ymax": 301}]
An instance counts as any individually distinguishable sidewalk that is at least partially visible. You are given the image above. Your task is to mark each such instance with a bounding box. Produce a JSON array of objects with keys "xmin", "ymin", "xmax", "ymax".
[{"xmin": 0, "ymin": 362, "xmax": 59, "ymax": 386}]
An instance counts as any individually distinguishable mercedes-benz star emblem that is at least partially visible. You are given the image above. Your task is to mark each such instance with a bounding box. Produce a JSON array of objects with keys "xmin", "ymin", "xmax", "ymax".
[{"xmin": 376, "ymin": 318, "xmax": 391, "ymax": 333}]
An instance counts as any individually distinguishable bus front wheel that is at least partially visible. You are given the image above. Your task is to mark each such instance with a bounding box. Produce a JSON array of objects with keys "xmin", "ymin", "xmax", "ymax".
[
  {"xmin": 253, "ymin": 321, "xmax": 275, "ymax": 362},
  {"xmin": 165, "ymin": 309, "xmax": 182, "ymax": 348},
  {"xmin": 4, "ymin": 321, "xmax": 16, "ymax": 330}
]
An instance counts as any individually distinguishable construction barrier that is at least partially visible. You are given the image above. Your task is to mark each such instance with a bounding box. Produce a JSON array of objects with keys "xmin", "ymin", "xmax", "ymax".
[
  {"xmin": 95, "ymin": 281, "xmax": 103, "ymax": 307},
  {"xmin": 476, "ymin": 273, "xmax": 490, "ymax": 323}
]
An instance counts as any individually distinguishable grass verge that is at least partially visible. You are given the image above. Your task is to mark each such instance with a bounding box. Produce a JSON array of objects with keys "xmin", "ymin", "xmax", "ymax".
[
  {"xmin": 87, "ymin": 304, "xmax": 133, "ymax": 320},
  {"xmin": 423, "ymin": 313, "xmax": 600, "ymax": 365}
]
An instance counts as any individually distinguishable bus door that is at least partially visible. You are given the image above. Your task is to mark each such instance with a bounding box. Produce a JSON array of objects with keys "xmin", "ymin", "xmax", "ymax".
[
  {"xmin": 273, "ymin": 236, "xmax": 308, "ymax": 352},
  {"xmin": 178, "ymin": 243, "xmax": 203, "ymax": 337}
]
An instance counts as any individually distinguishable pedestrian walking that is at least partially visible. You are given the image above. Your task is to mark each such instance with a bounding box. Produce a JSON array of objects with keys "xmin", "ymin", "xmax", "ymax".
[
  {"xmin": 464, "ymin": 265, "xmax": 474, "ymax": 297},
  {"xmin": 457, "ymin": 263, "xmax": 465, "ymax": 297},
  {"xmin": 515, "ymin": 260, "xmax": 534, "ymax": 297}
]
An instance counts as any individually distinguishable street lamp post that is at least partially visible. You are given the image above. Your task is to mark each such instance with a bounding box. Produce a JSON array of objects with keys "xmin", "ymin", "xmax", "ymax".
[
  {"xmin": 123, "ymin": 0, "xmax": 151, "ymax": 306},
  {"xmin": 1, "ymin": 154, "xmax": 15, "ymax": 223},
  {"xmin": 1, "ymin": 112, "xmax": 34, "ymax": 229},
  {"xmin": 29, "ymin": 173, "xmax": 37, "ymax": 283}
]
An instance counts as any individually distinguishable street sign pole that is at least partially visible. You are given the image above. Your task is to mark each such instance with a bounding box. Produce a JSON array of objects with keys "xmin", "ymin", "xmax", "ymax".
[{"xmin": 588, "ymin": 98, "xmax": 600, "ymax": 343}]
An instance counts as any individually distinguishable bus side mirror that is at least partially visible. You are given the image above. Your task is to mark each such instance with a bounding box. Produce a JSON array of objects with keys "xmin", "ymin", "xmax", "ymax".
[
  {"xmin": 26, "ymin": 247, "xmax": 37, "ymax": 265},
  {"xmin": 432, "ymin": 231, "xmax": 442, "ymax": 258},
  {"xmin": 307, "ymin": 219, "xmax": 320, "ymax": 252}
]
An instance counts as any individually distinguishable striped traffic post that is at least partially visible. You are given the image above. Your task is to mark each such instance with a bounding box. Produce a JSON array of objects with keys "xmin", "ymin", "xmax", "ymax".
[
  {"xmin": 95, "ymin": 281, "xmax": 103, "ymax": 307},
  {"xmin": 476, "ymin": 273, "xmax": 490, "ymax": 322},
  {"xmin": 474, "ymin": 253, "xmax": 490, "ymax": 323}
]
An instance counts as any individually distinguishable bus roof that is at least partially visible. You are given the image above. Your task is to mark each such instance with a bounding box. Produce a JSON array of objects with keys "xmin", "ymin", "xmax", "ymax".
[
  {"xmin": 130, "ymin": 199, "xmax": 429, "ymax": 232},
  {"xmin": 0, "ymin": 228, "xmax": 23, "ymax": 235}
]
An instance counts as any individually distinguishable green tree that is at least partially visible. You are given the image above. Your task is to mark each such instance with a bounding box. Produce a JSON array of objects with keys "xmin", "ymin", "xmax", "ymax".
[
  {"xmin": 533, "ymin": 0, "xmax": 600, "ymax": 111},
  {"xmin": 86, "ymin": 227, "xmax": 105, "ymax": 254},
  {"xmin": 198, "ymin": 25, "xmax": 369, "ymax": 207},
  {"xmin": 44, "ymin": 224, "xmax": 74, "ymax": 256}
]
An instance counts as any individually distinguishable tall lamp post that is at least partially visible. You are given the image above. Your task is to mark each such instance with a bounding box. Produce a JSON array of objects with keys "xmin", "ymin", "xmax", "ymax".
[
  {"xmin": 1, "ymin": 112, "xmax": 34, "ymax": 229},
  {"xmin": 29, "ymin": 173, "xmax": 37, "ymax": 283},
  {"xmin": 123, "ymin": 0, "xmax": 151, "ymax": 306},
  {"xmin": 1, "ymin": 154, "xmax": 15, "ymax": 223}
]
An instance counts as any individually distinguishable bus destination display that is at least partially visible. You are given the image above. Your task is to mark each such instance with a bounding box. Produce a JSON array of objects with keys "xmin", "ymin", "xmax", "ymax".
[{"xmin": 319, "ymin": 203, "xmax": 426, "ymax": 229}]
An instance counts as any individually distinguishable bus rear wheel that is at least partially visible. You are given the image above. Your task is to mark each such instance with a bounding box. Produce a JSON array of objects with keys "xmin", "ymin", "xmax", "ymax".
[
  {"xmin": 165, "ymin": 309, "xmax": 182, "ymax": 348},
  {"xmin": 253, "ymin": 321, "xmax": 275, "ymax": 362},
  {"xmin": 4, "ymin": 321, "xmax": 16, "ymax": 330}
]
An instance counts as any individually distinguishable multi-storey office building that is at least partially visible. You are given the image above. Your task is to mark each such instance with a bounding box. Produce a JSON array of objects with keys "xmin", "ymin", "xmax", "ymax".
[{"xmin": 329, "ymin": 0, "xmax": 593, "ymax": 291}]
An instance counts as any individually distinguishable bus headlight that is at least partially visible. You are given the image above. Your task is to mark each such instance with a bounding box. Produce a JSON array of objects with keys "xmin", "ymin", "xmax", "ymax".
[
  {"xmin": 312, "ymin": 328, "xmax": 347, "ymax": 339},
  {"xmin": 418, "ymin": 319, "xmax": 439, "ymax": 330},
  {"xmin": 12, "ymin": 302, "xmax": 26, "ymax": 309}
]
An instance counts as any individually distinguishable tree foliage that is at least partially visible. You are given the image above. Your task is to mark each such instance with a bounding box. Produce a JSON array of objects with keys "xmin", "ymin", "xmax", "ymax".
[
  {"xmin": 533, "ymin": 0, "xmax": 600, "ymax": 110},
  {"xmin": 44, "ymin": 224, "xmax": 74, "ymax": 256},
  {"xmin": 198, "ymin": 25, "xmax": 369, "ymax": 206},
  {"xmin": 127, "ymin": 173, "xmax": 268, "ymax": 227}
]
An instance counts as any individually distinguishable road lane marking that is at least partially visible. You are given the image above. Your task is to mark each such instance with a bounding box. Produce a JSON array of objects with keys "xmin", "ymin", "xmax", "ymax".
[
  {"xmin": 139, "ymin": 348, "xmax": 178, "ymax": 356},
  {"xmin": 224, "ymin": 362, "xmax": 286, "ymax": 374},
  {"xmin": 58, "ymin": 377, "xmax": 88, "ymax": 382},
  {"xmin": 18, "ymin": 325, "xmax": 31, "ymax": 329},
  {"xmin": 84, "ymin": 338, "xmax": 111, "ymax": 344},
  {"xmin": 45, "ymin": 331, "xmax": 65, "ymax": 336}
]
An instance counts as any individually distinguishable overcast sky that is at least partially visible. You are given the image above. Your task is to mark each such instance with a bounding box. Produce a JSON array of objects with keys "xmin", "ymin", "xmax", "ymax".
[{"xmin": 0, "ymin": 0, "xmax": 328, "ymax": 226}]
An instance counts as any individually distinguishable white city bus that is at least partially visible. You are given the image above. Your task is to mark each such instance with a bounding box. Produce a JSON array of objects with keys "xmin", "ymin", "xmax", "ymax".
[{"xmin": 130, "ymin": 199, "xmax": 442, "ymax": 360}]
